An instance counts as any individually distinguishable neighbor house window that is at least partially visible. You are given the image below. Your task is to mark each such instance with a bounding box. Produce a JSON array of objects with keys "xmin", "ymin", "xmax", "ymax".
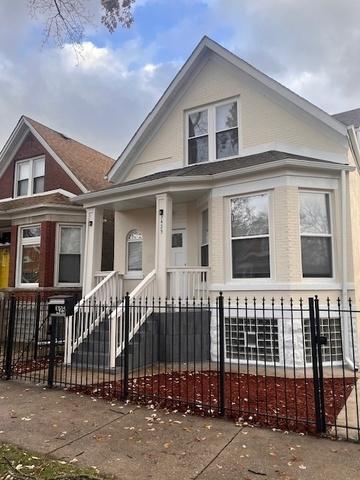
[
  {"xmin": 18, "ymin": 225, "xmax": 41, "ymax": 286},
  {"xmin": 300, "ymin": 192, "xmax": 333, "ymax": 278},
  {"xmin": 57, "ymin": 225, "xmax": 83, "ymax": 285},
  {"xmin": 201, "ymin": 209, "xmax": 209, "ymax": 266},
  {"xmin": 127, "ymin": 230, "xmax": 143, "ymax": 272},
  {"xmin": 231, "ymin": 194, "xmax": 270, "ymax": 278},
  {"xmin": 15, "ymin": 157, "xmax": 45, "ymax": 197},
  {"xmin": 187, "ymin": 98, "xmax": 239, "ymax": 164}
]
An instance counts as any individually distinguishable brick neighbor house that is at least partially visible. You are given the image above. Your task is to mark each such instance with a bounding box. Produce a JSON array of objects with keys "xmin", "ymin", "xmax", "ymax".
[{"xmin": 0, "ymin": 116, "xmax": 114, "ymax": 298}]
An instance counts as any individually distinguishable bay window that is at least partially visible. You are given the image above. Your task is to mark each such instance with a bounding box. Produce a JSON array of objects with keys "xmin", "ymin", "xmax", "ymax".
[
  {"xmin": 57, "ymin": 225, "xmax": 83, "ymax": 285},
  {"xmin": 187, "ymin": 98, "xmax": 239, "ymax": 164},
  {"xmin": 300, "ymin": 192, "xmax": 333, "ymax": 278},
  {"xmin": 15, "ymin": 157, "xmax": 45, "ymax": 197},
  {"xmin": 231, "ymin": 194, "xmax": 270, "ymax": 278},
  {"xmin": 18, "ymin": 225, "xmax": 41, "ymax": 286}
]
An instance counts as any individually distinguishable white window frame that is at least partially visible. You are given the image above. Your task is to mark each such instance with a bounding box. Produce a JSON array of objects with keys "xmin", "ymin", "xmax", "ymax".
[
  {"xmin": 299, "ymin": 190, "xmax": 334, "ymax": 280},
  {"xmin": 200, "ymin": 208, "xmax": 209, "ymax": 267},
  {"xmin": 14, "ymin": 156, "xmax": 45, "ymax": 198},
  {"xmin": 16, "ymin": 224, "xmax": 41, "ymax": 288},
  {"xmin": 125, "ymin": 230, "xmax": 143, "ymax": 280},
  {"xmin": 54, "ymin": 224, "xmax": 84, "ymax": 287},
  {"xmin": 229, "ymin": 192, "xmax": 273, "ymax": 281},
  {"xmin": 185, "ymin": 97, "xmax": 241, "ymax": 165}
]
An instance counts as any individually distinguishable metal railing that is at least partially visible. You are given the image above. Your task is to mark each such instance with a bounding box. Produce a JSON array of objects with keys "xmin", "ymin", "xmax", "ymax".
[{"xmin": 1, "ymin": 294, "xmax": 360, "ymax": 442}]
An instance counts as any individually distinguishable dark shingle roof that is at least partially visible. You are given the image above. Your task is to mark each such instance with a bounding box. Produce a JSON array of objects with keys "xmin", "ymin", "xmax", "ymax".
[
  {"xmin": 100, "ymin": 150, "xmax": 343, "ymax": 191},
  {"xmin": 332, "ymin": 108, "xmax": 360, "ymax": 128},
  {"xmin": 0, "ymin": 193, "xmax": 73, "ymax": 212}
]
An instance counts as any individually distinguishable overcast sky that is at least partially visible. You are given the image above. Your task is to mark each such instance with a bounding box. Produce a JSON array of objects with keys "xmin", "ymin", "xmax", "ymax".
[{"xmin": 1, "ymin": 0, "xmax": 360, "ymax": 159}]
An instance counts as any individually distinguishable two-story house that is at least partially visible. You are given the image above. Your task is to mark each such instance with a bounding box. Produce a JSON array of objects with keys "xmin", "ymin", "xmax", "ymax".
[
  {"xmin": 68, "ymin": 36, "xmax": 360, "ymax": 370},
  {"xmin": 0, "ymin": 116, "xmax": 114, "ymax": 297}
]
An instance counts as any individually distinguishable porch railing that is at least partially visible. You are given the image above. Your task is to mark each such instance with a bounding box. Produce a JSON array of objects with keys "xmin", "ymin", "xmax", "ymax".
[
  {"xmin": 109, "ymin": 269, "xmax": 156, "ymax": 368},
  {"xmin": 65, "ymin": 270, "xmax": 122, "ymax": 363},
  {"xmin": 167, "ymin": 267, "xmax": 210, "ymax": 301}
]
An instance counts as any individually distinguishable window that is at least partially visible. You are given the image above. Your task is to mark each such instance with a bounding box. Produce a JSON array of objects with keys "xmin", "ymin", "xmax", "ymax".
[
  {"xmin": 57, "ymin": 226, "xmax": 83, "ymax": 285},
  {"xmin": 231, "ymin": 194, "xmax": 270, "ymax": 278},
  {"xmin": 127, "ymin": 230, "xmax": 143, "ymax": 272},
  {"xmin": 188, "ymin": 110, "xmax": 208, "ymax": 164},
  {"xmin": 225, "ymin": 317, "xmax": 279, "ymax": 363},
  {"xmin": 300, "ymin": 192, "xmax": 332, "ymax": 278},
  {"xmin": 15, "ymin": 157, "xmax": 45, "ymax": 197},
  {"xmin": 18, "ymin": 225, "xmax": 41, "ymax": 286},
  {"xmin": 216, "ymin": 101, "xmax": 238, "ymax": 159},
  {"xmin": 187, "ymin": 99, "xmax": 239, "ymax": 164},
  {"xmin": 303, "ymin": 317, "xmax": 342, "ymax": 363},
  {"xmin": 201, "ymin": 209, "xmax": 209, "ymax": 267}
]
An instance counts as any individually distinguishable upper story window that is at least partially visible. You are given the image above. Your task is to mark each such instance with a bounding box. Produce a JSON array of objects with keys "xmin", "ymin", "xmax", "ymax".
[
  {"xmin": 187, "ymin": 99, "xmax": 239, "ymax": 165},
  {"xmin": 231, "ymin": 193, "xmax": 270, "ymax": 279},
  {"xmin": 300, "ymin": 192, "xmax": 333, "ymax": 278},
  {"xmin": 15, "ymin": 156, "xmax": 45, "ymax": 197}
]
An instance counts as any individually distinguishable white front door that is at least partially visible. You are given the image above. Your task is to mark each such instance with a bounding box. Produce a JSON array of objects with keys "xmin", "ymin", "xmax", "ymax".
[{"xmin": 171, "ymin": 229, "xmax": 187, "ymax": 266}]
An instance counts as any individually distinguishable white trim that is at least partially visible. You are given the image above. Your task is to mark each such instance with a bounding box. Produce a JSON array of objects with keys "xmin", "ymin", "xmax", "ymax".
[
  {"xmin": 185, "ymin": 97, "xmax": 241, "ymax": 165},
  {"xmin": 126, "ymin": 229, "xmax": 143, "ymax": 275},
  {"xmin": 24, "ymin": 119, "xmax": 88, "ymax": 193},
  {"xmin": 0, "ymin": 188, "xmax": 77, "ymax": 204},
  {"xmin": 75, "ymin": 157, "xmax": 353, "ymax": 207},
  {"xmin": 16, "ymin": 224, "xmax": 41, "ymax": 288},
  {"xmin": 14, "ymin": 155, "xmax": 45, "ymax": 198},
  {"xmin": 0, "ymin": 117, "xmax": 88, "ymax": 193},
  {"xmin": 209, "ymin": 282, "xmax": 354, "ymax": 292},
  {"xmin": 108, "ymin": 36, "xmax": 347, "ymax": 183},
  {"xmin": 229, "ymin": 191, "xmax": 273, "ymax": 282},
  {"xmin": 299, "ymin": 190, "xmax": 335, "ymax": 280},
  {"xmin": 54, "ymin": 223, "xmax": 85, "ymax": 287}
]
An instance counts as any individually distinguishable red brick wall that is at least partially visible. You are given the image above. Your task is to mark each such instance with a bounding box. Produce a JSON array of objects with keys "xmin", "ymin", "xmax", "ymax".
[
  {"xmin": 0, "ymin": 132, "xmax": 82, "ymax": 199},
  {"xmin": 39, "ymin": 221, "xmax": 56, "ymax": 288}
]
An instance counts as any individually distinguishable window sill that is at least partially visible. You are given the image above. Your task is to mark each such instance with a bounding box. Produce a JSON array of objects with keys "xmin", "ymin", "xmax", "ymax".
[{"xmin": 124, "ymin": 272, "xmax": 144, "ymax": 280}]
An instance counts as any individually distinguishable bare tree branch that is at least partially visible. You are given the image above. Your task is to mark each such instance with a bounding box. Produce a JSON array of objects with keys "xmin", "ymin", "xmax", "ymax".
[{"xmin": 28, "ymin": 0, "xmax": 135, "ymax": 52}]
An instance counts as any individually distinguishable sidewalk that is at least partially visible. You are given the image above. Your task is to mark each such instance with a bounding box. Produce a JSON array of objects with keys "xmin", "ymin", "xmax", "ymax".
[{"xmin": 1, "ymin": 381, "xmax": 360, "ymax": 479}]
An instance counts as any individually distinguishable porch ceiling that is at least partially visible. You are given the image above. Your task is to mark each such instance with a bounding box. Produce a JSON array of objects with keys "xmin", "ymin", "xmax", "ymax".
[{"xmin": 104, "ymin": 188, "xmax": 209, "ymax": 211}]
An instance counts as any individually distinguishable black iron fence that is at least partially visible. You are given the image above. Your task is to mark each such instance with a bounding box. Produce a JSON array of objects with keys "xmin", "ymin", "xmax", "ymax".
[{"xmin": 0, "ymin": 293, "xmax": 359, "ymax": 442}]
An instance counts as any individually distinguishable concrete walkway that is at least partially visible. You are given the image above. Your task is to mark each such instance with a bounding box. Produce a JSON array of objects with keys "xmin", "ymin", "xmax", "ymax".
[{"xmin": 1, "ymin": 381, "xmax": 360, "ymax": 479}]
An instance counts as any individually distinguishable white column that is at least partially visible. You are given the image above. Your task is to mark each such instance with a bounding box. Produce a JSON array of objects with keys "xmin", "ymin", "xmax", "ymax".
[
  {"xmin": 155, "ymin": 193, "xmax": 172, "ymax": 299},
  {"xmin": 82, "ymin": 207, "xmax": 104, "ymax": 295}
]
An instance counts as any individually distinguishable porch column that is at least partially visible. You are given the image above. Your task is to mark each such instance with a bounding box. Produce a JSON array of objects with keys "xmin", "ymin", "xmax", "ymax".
[
  {"xmin": 155, "ymin": 193, "xmax": 172, "ymax": 299},
  {"xmin": 83, "ymin": 207, "xmax": 103, "ymax": 295}
]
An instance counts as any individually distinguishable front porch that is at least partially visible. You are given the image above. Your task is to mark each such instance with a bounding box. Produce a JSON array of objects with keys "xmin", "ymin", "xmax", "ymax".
[{"xmin": 82, "ymin": 190, "xmax": 211, "ymax": 303}]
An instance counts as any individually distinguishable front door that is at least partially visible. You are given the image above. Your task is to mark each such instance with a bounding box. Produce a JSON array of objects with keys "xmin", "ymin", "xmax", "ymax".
[
  {"xmin": 171, "ymin": 229, "xmax": 186, "ymax": 266},
  {"xmin": 0, "ymin": 246, "xmax": 10, "ymax": 288}
]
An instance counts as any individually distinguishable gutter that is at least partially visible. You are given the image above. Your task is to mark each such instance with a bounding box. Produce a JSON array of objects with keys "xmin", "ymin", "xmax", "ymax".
[
  {"xmin": 347, "ymin": 126, "xmax": 360, "ymax": 171},
  {"xmin": 73, "ymin": 157, "xmax": 353, "ymax": 206}
]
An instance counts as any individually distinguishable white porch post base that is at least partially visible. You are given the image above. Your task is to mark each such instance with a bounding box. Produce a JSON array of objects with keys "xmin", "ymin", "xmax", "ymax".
[
  {"xmin": 155, "ymin": 193, "xmax": 172, "ymax": 300},
  {"xmin": 83, "ymin": 207, "xmax": 104, "ymax": 296}
]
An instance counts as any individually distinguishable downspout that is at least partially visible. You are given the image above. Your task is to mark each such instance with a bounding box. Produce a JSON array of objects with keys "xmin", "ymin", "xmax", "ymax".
[{"xmin": 340, "ymin": 169, "xmax": 353, "ymax": 367}]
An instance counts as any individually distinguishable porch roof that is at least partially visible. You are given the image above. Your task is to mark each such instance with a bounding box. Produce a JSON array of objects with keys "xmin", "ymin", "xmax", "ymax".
[{"xmin": 73, "ymin": 150, "xmax": 352, "ymax": 208}]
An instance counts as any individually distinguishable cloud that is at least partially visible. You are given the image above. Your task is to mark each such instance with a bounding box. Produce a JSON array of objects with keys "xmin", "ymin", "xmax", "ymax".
[
  {"xmin": 206, "ymin": 0, "xmax": 360, "ymax": 113},
  {"xmin": 0, "ymin": 34, "xmax": 178, "ymax": 158}
]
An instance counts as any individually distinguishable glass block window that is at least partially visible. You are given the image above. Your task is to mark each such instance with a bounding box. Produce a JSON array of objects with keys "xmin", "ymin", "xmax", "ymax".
[
  {"xmin": 225, "ymin": 317, "xmax": 279, "ymax": 363},
  {"xmin": 303, "ymin": 317, "xmax": 343, "ymax": 363}
]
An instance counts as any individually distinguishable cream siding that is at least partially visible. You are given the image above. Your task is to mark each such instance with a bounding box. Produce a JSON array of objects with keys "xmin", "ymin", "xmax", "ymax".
[{"xmin": 125, "ymin": 54, "xmax": 346, "ymax": 182}]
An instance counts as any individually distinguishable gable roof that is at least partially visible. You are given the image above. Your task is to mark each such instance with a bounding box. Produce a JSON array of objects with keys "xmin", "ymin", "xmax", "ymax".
[
  {"xmin": 0, "ymin": 116, "xmax": 114, "ymax": 192},
  {"xmin": 107, "ymin": 36, "xmax": 348, "ymax": 183},
  {"xmin": 333, "ymin": 108, "xmax": 360, "ymax": 128}
]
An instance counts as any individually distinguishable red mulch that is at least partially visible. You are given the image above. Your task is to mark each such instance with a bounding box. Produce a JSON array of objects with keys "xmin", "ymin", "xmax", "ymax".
[
  {"xmin": 11, "ymin": 356, "xmax": 63, "ymax": 375},
  {"xmin": 70, "ymin": 370, "xmax": 355, "ymax": 434}
]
